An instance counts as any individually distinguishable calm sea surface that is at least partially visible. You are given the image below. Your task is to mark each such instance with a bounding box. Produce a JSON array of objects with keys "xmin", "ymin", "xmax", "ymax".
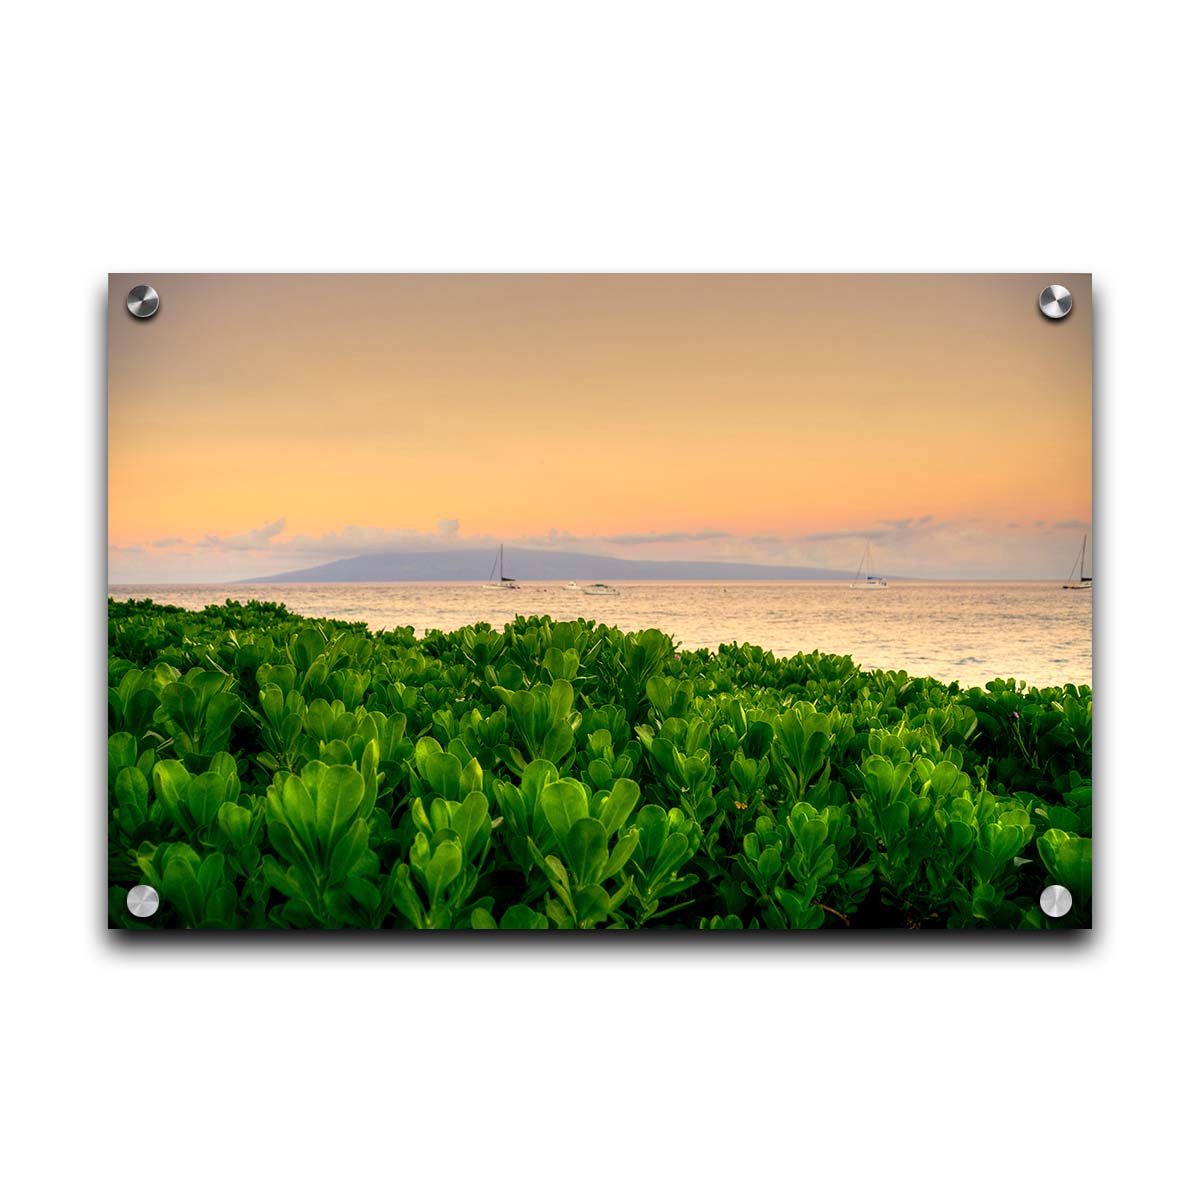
[{"xmin": 108, "ymin": 580, "xmax": 1092, "ymax": 688}]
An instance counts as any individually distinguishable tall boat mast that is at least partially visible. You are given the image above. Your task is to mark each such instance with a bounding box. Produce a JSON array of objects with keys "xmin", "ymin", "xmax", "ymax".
[{"xmin": 1063, "ymin": 534, "xmax": 1092, "ymax": 589}]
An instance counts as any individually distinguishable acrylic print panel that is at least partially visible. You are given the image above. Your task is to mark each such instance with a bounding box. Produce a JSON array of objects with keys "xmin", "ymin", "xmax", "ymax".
[{"xmin": 107, "ymin": 273, "xmax": 1092, "ymax": 932}]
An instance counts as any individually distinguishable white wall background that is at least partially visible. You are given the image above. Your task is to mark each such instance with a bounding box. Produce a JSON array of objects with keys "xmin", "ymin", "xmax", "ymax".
[{"xmin": 3, "ymin": 3, "xmax": 1195, "ymax": 1196}]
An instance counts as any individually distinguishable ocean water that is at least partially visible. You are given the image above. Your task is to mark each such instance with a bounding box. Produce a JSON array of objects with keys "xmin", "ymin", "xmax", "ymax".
[{"xmin": 107, "ymin": 580, "xmax": 1092, "ymax": 689}]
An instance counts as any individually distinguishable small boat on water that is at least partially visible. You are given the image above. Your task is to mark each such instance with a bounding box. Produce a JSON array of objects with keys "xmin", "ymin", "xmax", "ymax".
[
  {"xmin": 562, "ymin": 581, "xmax": 581, "ymax": 591},
  {"xmin": 483, "ymin": 544, "xmax": 519, "ymax": 590},
  {"xmin": 582, "ymin": 582, "xmax": 619, "ymax": 596},
  {"xmin": 1062, "ymin": 534, "xmax": 1092, "ymax": 590},
  {"xmin": 849, "ymin": 539, "xmax": 888, "ymax": 589}
]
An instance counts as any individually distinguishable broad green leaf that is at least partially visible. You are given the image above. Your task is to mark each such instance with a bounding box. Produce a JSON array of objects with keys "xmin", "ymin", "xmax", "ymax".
[
  {"xmin": 280, "ymin": 774, "xmax": 318, "ymax": 841},
  {"xmin": 575, "ymin": 884, "xmax": 612, "ymax": 927},
  {"xmin": 115, "ymin": 767, "xmax": 148, "ymax": 819},
  {"xmin": 451, "ymin": 791, "xmax": 490, "ymax": 861},
  {"xmin": 598, "ymin": 777, "xmax": 640, "ymax": 837},
  {"xmin": 328, "ymin": 818, "xmax": 370, "ymax": 884},
  {"xmin": 217, "ymin": 801, "xmax": 252, "ymax": 845},
  {"xmin": 605, "ymin": 827, "xmax": 639, "ymax": 881},
  {"xmin": 424, "ymin": 839, "xmax": 463, "ymax": 901},
  {"xmin": 425, "ymin": 751, "xmax": 464, "ymax": 801},
  {"xmin": 315, "ymin": 763, "xmax": 366, "ymax": 848},
  {"xmin": 152, "ymin": 759, "xmax": 191, "ymax": 827},
  {"xmin": 186, "ymin": 772, "xmax": 227, "ymax": 832},
  {"xmin": 564, "ymin": 817, "xmax": 609, "ymax": 886},
  {"xmin": 540, "ymin": 779, "xmax": 590, "ymax": 844},
  {"xmin": 499, "ymin": 904, "xmax": 551, "ymax": 930}
]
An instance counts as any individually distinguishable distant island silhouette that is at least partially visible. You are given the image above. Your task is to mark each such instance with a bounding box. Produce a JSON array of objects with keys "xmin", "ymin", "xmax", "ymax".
[{"xmin": 242, "ymin": 548, "xmax": 858, "ymax": 584}]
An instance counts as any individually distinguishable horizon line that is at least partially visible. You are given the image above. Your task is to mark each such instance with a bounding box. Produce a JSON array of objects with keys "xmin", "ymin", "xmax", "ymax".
[{"xmin": 108, "ymin": 576, "xmax": 1093, "ymax": 587}]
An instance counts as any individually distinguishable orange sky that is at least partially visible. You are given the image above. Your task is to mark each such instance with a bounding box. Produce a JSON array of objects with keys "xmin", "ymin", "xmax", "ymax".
[{"xmin": 108, "ymin": 273, "xmax": 1091, "ymax": 581}]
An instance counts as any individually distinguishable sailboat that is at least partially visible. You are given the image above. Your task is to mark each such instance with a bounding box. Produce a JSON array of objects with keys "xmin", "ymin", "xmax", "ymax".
[
  {"xmin": 1062, "ymin": 534, "xmax": 1092, "ymax": 590},
  {"xmin": 483, "ymin": 544, "xmax": 519, "ymax": 590},
  {"xmin": 849, "ymin": 539, "xmax": 888, "ymax": 589}
]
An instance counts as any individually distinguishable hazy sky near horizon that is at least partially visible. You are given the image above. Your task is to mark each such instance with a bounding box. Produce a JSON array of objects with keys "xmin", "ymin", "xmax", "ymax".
[{"xmin": 109, "ymin": 273, "xmax": 1091, "ymax": 582}]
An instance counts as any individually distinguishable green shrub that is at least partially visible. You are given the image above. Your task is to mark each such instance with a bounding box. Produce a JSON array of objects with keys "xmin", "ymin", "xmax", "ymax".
[{"xmin": 108, "ymin": 599, "xmax": 1091, "ymax": 930}]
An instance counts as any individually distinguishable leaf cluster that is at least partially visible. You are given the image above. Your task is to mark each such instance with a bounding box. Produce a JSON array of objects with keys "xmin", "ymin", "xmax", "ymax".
[{"xmin": 108, "ymin": 600, "xmax": 1092, "ymax": 930}]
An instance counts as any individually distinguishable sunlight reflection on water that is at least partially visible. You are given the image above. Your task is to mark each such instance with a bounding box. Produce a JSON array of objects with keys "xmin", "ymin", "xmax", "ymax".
[{"xmin": 108, "ymin": 579, "xmax": 1092, "ymax": 688}]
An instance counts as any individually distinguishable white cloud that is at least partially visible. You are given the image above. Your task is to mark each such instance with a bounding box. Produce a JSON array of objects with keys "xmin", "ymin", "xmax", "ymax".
[
  {"xmin": 108, "ymin": 513, "xmax": 1094, "ymax": 584},
  {"xmin": 200, "ymin": 516, "xmax": 287, "ymax": 551}
]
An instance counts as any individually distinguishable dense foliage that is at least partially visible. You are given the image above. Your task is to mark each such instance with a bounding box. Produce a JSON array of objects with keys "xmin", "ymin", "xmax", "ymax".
[{"xmin": 108, "ymin": 598, "xmax": 1092, "ymax": 930}]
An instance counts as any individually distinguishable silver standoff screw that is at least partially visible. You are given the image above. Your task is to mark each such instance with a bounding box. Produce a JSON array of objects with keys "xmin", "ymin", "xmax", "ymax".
[
  {"xmin": 1038, "ymin": 284, "xmax": 1072, "ymax": 320},
  {"xmin": 1039, "ymin": 884, "xmax": 1073, "ymax": 918},
  {"xmin": 127, "ymin": 884, "xmax": 160, "ymax": 918},
  {"xmin": 126, "ymin": 284, "xmax": 160, "ymax": 319}
]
